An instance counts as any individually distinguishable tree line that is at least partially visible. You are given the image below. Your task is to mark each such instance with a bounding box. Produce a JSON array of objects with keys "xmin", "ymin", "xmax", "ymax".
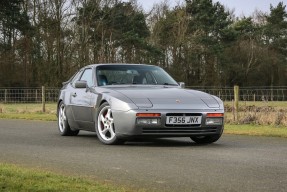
[{"xmin": 0, "ymin": 0, "xmax": 286, "ymax": 87}]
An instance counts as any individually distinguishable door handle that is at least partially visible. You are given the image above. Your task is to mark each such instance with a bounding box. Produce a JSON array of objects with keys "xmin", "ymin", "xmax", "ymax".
[{"xmin": 71, "ymin": 93, "xmax": 77, "ymax": 97}]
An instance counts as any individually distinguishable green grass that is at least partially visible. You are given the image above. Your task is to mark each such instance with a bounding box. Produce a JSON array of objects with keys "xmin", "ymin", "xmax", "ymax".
[
  {"xmin": 0, "ymin": 113, "xmax": 56, "ymax": 121},
  {"xmin": 0, "ymin": 103, "xmax": 57, "ymax": 113},
  {"xmin": 0, "ymin": 103, "xmax": 57, "ymax": 121},
  {"xmin": 224, "ymin": 101, "xmax": 287, "ymax": 108},
  {"xmin": 0, "ymin": 163, "xmax": 132, "ymax": 192},
  {"xmin": 225, "ymin": 124, "xmax": 287, "ymax": 138}
]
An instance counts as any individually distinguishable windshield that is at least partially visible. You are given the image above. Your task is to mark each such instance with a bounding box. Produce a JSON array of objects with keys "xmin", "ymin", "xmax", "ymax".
[{"xmin": 96, "ymin": 65, "xmax": 178, "ymax": 86}]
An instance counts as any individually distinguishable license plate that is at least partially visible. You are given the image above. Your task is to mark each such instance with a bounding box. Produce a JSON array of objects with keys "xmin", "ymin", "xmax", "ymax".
[{"xmin": 166, "ymin": 116, "xmax": 202, "ymax": 125}]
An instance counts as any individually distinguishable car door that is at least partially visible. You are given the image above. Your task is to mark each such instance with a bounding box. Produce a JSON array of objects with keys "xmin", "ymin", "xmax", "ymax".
[{"xmin": 70, "ymin": 68, "xmax": 95, "ymax": 130}]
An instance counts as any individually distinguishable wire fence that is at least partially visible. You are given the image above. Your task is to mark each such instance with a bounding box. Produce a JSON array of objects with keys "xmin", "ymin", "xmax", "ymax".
[
  {"xmin": 188, "ymin": 86, "xmax": 287, "ymax": 101},
  {"xmin": 0, "ymin": 86, "xmax": 286, "ymax": 103},
  {"xmin": 0, "ymin": 87, "xmax": 59, "ymax": 103}
]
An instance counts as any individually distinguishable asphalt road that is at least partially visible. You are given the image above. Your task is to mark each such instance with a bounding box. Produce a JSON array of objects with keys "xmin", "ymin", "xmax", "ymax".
[{"xmin": 0, "ymin": 119, "xmax": 287, "ymax": 192}]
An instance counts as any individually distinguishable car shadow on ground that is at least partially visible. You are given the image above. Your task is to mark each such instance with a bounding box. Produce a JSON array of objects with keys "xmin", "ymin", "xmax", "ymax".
[
  {"xmin": 124, "ymin": 138, "xmax": 223, "ymax": 147},
  {"xmin": 62, "ymin": 132, "xmax": 224, "ymax": 147}
]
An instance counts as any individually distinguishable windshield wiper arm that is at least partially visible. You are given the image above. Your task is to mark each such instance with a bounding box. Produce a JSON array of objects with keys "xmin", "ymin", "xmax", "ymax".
[{"xmin": 163, "ymin": 83, "xmax": 178, "ymax": 86}]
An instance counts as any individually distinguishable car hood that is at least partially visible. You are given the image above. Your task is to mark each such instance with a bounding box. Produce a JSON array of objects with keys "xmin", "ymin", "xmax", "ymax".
[{"xmin": 109, "ymin": 86, "xmax": 220, "ymax": 109}]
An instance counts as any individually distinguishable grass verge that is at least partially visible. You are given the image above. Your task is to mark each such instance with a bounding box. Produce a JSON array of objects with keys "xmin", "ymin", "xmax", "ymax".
[
  {"xmin": 0, "ymin": 113, "xmax": 56, "ymax": 121},
  {"xmin": 0, "ymin": 103, "xmax": 57, "ymax": 121},
  {"xmin": 225, "ymin": 124, "xmax": 287, "ymax": 138},
  {"xmin": 0, "ymin": 163, "xmax": 131, "ymax": 192}
]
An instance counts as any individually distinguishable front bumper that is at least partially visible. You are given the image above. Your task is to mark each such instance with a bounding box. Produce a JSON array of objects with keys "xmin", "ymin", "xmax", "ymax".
[{"xmin": 113, "ymin": 109, "xmax": 224, "ymax": 138}]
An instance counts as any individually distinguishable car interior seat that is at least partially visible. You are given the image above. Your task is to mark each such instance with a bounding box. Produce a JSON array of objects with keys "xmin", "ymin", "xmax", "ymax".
[
  {"xmin": 133, "ymin": 75, "xmax": 148, "ymax": 84},
  {"xmin": 98, "ymin": 75, "xmax": 108, "ymax": 86}
]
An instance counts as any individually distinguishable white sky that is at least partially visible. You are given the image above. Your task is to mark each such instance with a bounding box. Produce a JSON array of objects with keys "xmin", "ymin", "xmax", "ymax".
[{"xmin": 131, "ymin": 0, "xmax": 287, "ymax": 17}]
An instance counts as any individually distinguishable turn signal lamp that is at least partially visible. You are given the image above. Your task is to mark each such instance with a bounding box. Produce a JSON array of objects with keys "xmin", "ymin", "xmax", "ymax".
[
  {"xmin": 206, "ymin": 113, "xmax": 224, "ymax": 125},
  {"xmin": 136, "ymin": 113, "xmax": 161, "ymax": 117},
  {"xmin": 136, "ymin": 113, "xmax": 161, "ymax": 125},
  {"xmin": 206, "ymin": 113, "xmax": 224, "ymax": 117}
]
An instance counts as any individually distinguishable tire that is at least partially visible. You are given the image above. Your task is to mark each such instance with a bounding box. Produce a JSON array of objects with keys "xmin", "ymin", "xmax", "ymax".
[
  {"xmin": 191, "ymin": 134, "xmax": 222, "ymax": 144},
  {"xmin": 58, "ymin": 101, "xmax": 79, "ymax": 136},
  {"xmin": 95, "ymin": 102, "xmax": 123, "ymax": 145}
]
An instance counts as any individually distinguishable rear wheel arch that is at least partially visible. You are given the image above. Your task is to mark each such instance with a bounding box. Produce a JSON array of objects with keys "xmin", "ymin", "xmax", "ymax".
[{"xmin": 57, "ymin": 101, "xmax": 79, "ymax": 136}]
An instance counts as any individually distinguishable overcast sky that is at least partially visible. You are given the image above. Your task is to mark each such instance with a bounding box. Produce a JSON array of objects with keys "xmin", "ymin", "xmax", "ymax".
[{"xmin": 130, "ymin": 0, "xmax": 287, "ymax": 17}]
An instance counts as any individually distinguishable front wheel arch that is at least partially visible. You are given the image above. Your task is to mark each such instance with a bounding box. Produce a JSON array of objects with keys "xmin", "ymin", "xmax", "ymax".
[{"xmin": 95, "ymin": 102, "xmax": 124, "ymax": 145}]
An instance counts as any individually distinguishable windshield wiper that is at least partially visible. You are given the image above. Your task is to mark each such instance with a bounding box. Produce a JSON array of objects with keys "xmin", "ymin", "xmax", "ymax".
[{"xmin": 163, "ymin": 83, "xmax": 178, "ymax": 86}]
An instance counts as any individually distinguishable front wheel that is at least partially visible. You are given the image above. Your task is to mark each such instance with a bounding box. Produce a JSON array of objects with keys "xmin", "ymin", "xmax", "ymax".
[
  {"xmin": 191, "ymin": 134, "xmax": 222, "ymax": 144},
  {"xmin": 58, "ymin": 102, "xmax": 79, "ymax": 136},
  {"xmin": 95, "ymin": 103, "xmax": 123, "ymax": 145}
]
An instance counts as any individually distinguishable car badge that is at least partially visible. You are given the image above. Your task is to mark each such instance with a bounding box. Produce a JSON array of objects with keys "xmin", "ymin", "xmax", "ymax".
[{"xmin": 176, "ymin": 99, "xmax": 181, "ymax": 103}]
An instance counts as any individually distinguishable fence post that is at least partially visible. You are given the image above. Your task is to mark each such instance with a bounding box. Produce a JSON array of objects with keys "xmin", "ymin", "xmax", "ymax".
[
  {"xmin": 234, "ymin": 85, "xmax": 239, "ymax": 122},
  {"xmin": 271, "ymin": 85, "xmax": 273, "ymax": 101},
  {"xmin": 4, "ymin": 89, "xmax": 7, "ymax": 103},
  {"xmin": 42, "ymin": 86, "xmax": 46, "ymax": 113},
  {"xmin": 36, "ymin": 90, "xmax": 38, "ymax": 102}
]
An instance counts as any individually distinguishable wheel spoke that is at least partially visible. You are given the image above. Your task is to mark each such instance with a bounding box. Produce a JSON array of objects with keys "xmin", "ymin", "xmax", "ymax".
[
  {"xmin": 106, "ymin": 109, "xmax": 112, "ymax": 119},
  {"xmin": 101, "ymin": 127, "xmax": 109, "ymax": 135},
  {"xmin": 62, "ymin": 111, "xmax": 66, "ymax": 121},
  {"xmin": 108, "ymin": 125, "xmax": 115, "ymax": 138},
  {"xmin": 100, "ymin": 114, "xmax": 105, "ymax": 123}
]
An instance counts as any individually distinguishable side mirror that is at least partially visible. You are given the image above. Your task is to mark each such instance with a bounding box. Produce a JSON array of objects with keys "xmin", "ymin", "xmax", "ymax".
[
  {"xmin": 178, "ymin": 82, "xmax": 185, "ymax": 88},
  {"xmin": 75, "ymin": 80, "xmax": 87, "ymax": 89}
]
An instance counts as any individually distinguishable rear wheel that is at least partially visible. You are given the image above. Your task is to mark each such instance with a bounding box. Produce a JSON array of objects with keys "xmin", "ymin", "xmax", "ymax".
[
  {"xmin": 95, "ymin": 102, "xmax": 123, "ymax": 145},
  {"xmin": 58, "ymin": 102, "xmax": 79, "ymax": 136},
  {"xmin": 191, "ymin": 134, "xmax": 222, "ymax": 144}
]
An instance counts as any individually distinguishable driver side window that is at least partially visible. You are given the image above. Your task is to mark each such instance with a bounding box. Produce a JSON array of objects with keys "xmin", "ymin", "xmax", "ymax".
[{"xmin": 80, "ymin": 68, "xmax": 93, "ymax": 87}]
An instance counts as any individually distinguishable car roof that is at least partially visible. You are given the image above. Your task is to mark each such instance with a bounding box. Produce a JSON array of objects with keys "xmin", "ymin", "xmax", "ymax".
[{"xmin": 84, "ymin": 63, "xmax": 155, "ymax": 69}]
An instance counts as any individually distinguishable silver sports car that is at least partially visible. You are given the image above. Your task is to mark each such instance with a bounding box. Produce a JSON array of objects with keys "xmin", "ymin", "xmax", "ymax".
[{"xmin": 57, "ymin": 64, "xmax": 224, "ymax": 145}]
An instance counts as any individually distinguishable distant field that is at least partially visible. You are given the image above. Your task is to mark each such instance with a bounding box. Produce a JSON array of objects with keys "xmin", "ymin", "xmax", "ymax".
[{"xmin": 224, "ymin": 101, "xmax": 287, "ymax": 126}]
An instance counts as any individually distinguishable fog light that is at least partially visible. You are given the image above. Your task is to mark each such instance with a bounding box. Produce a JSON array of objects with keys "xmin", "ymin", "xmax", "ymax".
[
  {"xmin": 137, "ymin": 118, "xmax": 160, "ymax": 125},
  {"xmin": 206, "ymin": 118, "xmax": 223, "ymax": 125}
]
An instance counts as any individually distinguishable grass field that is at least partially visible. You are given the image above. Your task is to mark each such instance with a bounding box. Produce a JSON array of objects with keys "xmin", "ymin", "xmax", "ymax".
[
  {"xmin": 0, "ymin": 163, "xmax": 133, "ymax": 192},
  {"xmin": 224, "ymin": 101, "xmax": 287, "ymax": 126},
  {"xmin": 0, "ymin": 103, "xmax": 57, "ymax": 121},
  {"xmin": 224, "ymin": 101, "xmax": 287, "ymax": 108},
  {"xmin": 224, "ymin": 124, "xmax": 287, "ymax": 138}
]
